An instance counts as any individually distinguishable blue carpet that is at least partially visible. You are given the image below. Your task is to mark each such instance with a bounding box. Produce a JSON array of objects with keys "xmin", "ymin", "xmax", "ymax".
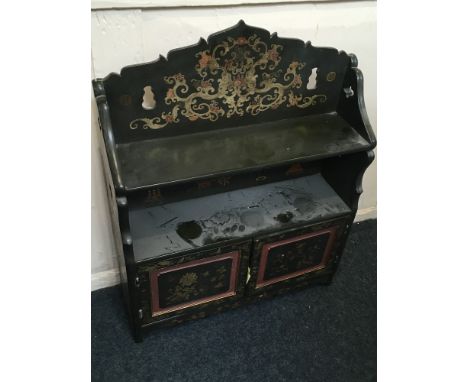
[{"xmin": 92, "ymin": 219, "xmax": 376, "ymax": 382}]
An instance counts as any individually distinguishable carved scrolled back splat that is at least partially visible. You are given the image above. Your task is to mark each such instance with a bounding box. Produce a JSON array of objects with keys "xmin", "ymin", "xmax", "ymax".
[
  {"xmin": 129, "ymin": 37, "xmax": 327, "ymax": 130},
  {"xmin": 99, "ymin": 20, "xmax": 351, "ymax": 144}
]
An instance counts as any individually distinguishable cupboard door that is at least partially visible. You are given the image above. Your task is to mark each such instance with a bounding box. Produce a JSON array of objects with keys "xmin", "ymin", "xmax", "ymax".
[
  {"xmin": 248, "ymin": 216, "xmax": 350, "ymax": 294},
  {"xmin": 150, "ymin": 251, "xmax": 240, "ymax": 316},
  {"xmin": 138, "ymin": 241, "xmax": 250, "ymax": 323}
]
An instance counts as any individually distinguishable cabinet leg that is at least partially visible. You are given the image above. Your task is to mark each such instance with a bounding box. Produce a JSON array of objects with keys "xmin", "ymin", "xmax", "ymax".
[{"xmin": 133, "ymin": 327, "xmax": 143, "ymax": 343}]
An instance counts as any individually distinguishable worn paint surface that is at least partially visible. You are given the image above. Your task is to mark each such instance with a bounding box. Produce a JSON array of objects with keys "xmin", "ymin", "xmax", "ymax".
[{"xmin": 129, "ymin": 174, "xmax": 350, "ymax": 262}]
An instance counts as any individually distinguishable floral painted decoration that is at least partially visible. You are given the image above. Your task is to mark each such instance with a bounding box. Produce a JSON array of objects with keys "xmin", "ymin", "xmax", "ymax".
[{"xmin": 130, "ymin": 34, "xmax": 327, "ymax": 130}]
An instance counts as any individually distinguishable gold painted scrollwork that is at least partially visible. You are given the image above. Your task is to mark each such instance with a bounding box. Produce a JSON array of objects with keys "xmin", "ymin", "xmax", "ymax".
[{"xmin": 130, "ymin": 34, "xmax": 327, "ymax": 130}]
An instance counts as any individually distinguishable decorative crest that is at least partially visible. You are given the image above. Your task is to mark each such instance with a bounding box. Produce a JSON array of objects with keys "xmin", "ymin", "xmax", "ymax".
[
  {"xmin": 129, "ymin": 23, "xmax": 327, "ymax": 130},
  {"xmin": 99, "ymin": 20, "xmax": 349, "ymax": 141}
]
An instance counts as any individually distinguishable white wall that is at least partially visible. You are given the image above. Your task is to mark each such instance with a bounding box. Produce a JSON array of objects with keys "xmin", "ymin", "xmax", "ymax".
[{"xmin": 91, "ymin": 1, "xmax": 377, "ymax": 290}]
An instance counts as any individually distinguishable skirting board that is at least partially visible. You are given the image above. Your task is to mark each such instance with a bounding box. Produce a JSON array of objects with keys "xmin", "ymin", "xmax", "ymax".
[
  {"xmin": 355, "ymin": 206, "xmax": 377, "ymax": 221},
  {"xmin": 91, "ymin": 206, "xmax": 377, "ymax": 291},
  {"xmin": 92, "ymin": 268, "xmax": 121, "ymax": 291}
]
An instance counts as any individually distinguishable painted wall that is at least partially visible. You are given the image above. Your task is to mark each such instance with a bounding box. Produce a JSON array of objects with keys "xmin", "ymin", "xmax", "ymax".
[{"xmin": 91, "ymin": 1, "xmax": 377, "ymax": 290}]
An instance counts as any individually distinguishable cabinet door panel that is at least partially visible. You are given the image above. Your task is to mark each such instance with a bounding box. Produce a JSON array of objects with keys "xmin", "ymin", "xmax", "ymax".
[
  {"xmin": 248, "ymin": 216, "xmax": 351, "ymax": 295},
  {"xmin": 150, "ymin": 251, "xmax": 240, "ymax": 316},
  {"xmin": 137, "ymin": 241, "xmax": 250, "ymax": 324},
  {"xmin": 256, "ymin": 227, "xmax": 337, "ymax": 288}
]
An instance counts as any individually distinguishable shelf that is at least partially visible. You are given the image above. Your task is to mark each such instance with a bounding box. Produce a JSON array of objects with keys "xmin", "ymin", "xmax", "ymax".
[
  {"xmin": 117, "ymin": 112, "xmax": 371, "ymax": 190},
  {"xmin": 129, "ymin": 174, "xmax": 351, "ymax": 263}
]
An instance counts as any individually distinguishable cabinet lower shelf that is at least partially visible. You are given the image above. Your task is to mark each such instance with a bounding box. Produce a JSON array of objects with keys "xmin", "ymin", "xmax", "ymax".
[{"xmin": 129, "ymin": 173, "xmax": 351, "ymax": 263}]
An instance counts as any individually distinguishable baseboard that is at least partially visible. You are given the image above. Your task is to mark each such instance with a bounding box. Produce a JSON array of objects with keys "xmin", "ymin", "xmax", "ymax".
[
  {"xmin": 92, "ymin": 268, "xmax": 120, "ymax": 291},
  {"xmin": 91, "ymin": 206, "xmax": 377, "ymax": 291},
  {"xmin": 355, "ymin": 206, "xmax": 377, "ymax": 221}
]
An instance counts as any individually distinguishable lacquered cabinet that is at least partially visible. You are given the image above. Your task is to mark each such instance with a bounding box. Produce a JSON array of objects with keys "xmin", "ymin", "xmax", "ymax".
[{"xmin": 93, "ymin": 21, "xmax": 376, "ymax": 341}]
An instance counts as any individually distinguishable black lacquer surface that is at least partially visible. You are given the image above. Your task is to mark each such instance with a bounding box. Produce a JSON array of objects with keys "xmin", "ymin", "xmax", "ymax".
[
  {"xmin": 129, "ymin": 174, "xmax": 350, "ymax": 262},
  {"xmin": 263, "ymin": 232, "xmax": 329, "ymax": 281},
  {"xmin": 158, "ymin": 258, "xmax": 233, "ymax": 309},
  {"xmin": 117, "ymin": 113, "xmax": 370, "ymax": 189}
]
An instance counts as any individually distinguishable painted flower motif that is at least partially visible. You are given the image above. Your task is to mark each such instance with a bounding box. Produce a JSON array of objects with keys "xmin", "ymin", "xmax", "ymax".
[
  {"xmin": 199, "ymin": 51, "xmax": 218, "ymax": 70},
  {"xmin": 174, "ymin": 73, "xmax": 185, "ymax": 81},
  {"xmin": 164, "ymin": 114, "xmax": 174, "ymax": 123},
  {"xmin": 232, "ymin": 74, "xmax": 246, "ymax": 88},
  {"xmin": 267, "ymin": 49, "xmax": 279, "ymax": 61},
  {"xmin": 288, "ymin": 92, "xmax": 298, "ymax": 106},
  {"xmin": 179, "ymin": 272, "xmax": 198, "ymax": 287},
  {"xmin": 236, "ymin": 36, "xmax": 248, "ymax": 45},
  {"xmin": 166, "ymin": 88, "xmax": 175, "ymax": 99},
  {"xmin": 292, "ymin": 75, "xmax": 302, "ymax": 86},
  {"xmin": 198, "ymin": 52, "xmax": 210, "ymax": 67},
  {"xmin": 200, "ymin": 80, "xmax": 212, "ymax": 89}
]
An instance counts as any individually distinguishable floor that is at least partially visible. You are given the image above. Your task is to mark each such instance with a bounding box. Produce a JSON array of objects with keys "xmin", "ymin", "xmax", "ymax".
[{"xmin": 92, "ymin": 219, "xmax": 376, "ymax": 382}]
